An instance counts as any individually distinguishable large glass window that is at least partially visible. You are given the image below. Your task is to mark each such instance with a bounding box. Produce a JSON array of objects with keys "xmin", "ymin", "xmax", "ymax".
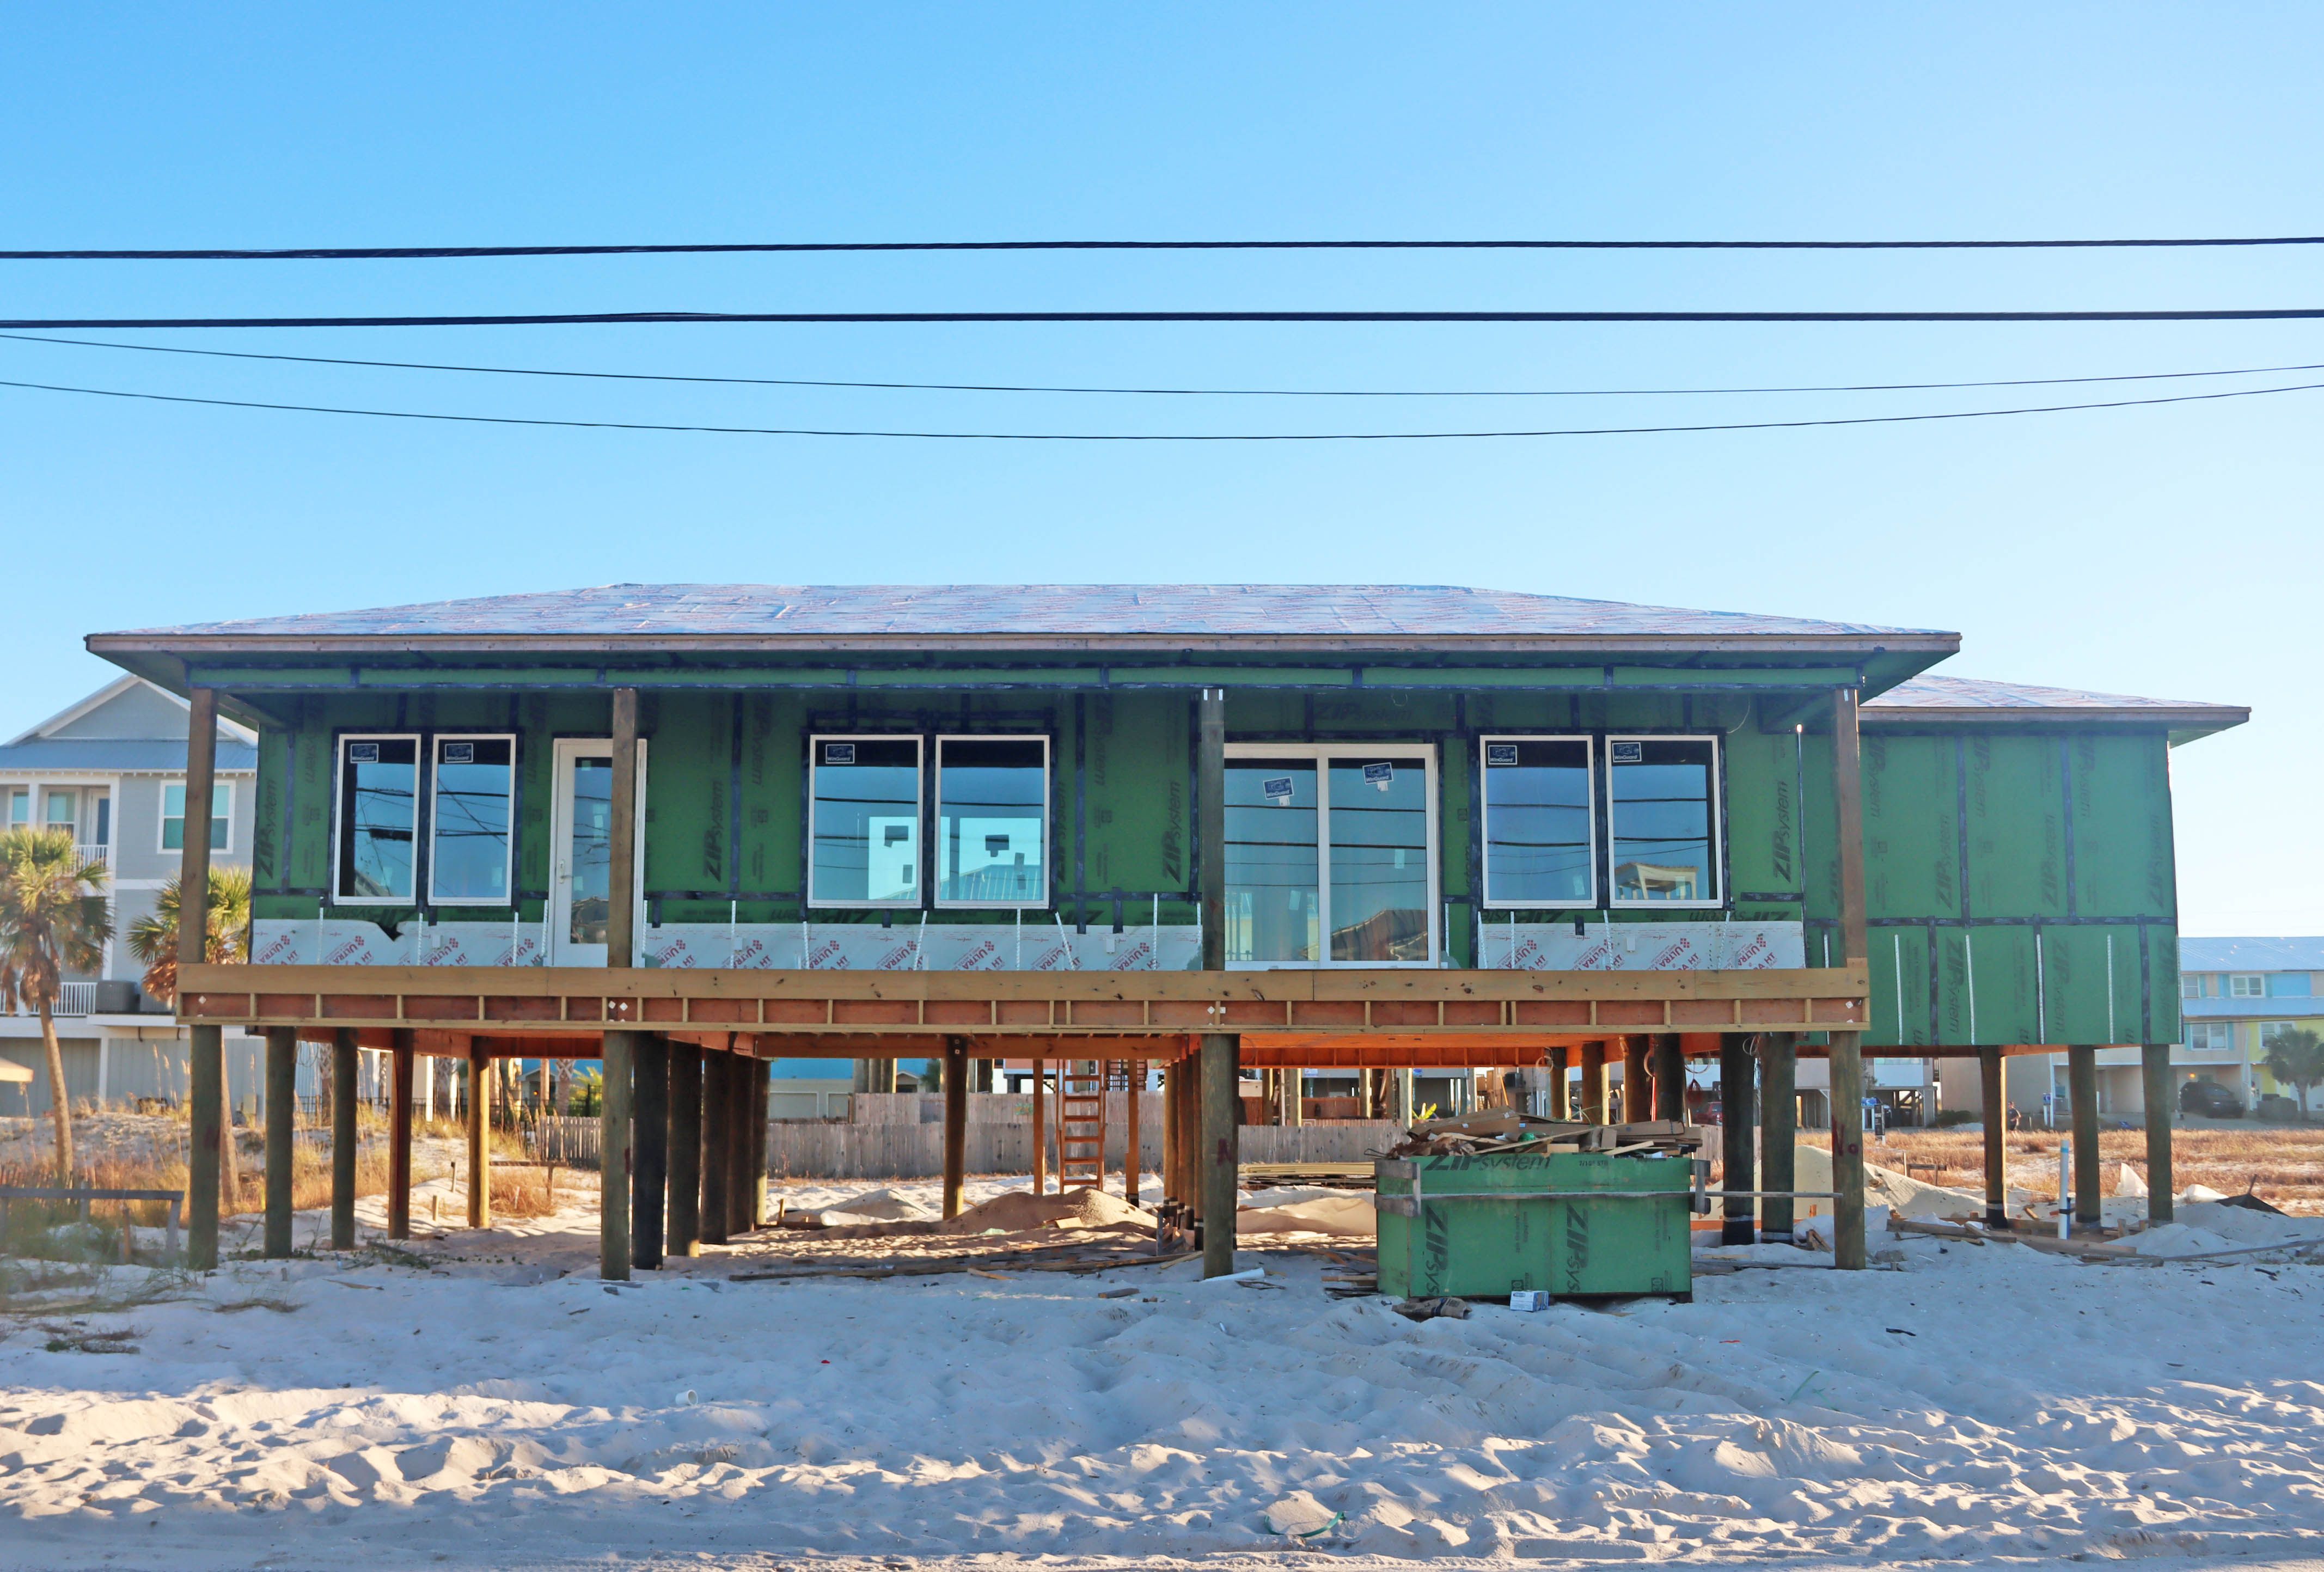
[
  {"xmin": 1479, "ymin": 737, "xmax": 1595, "ymax": 908},
  {"xmin": 1225, "ymin": 747, "xmax": 1434, "ymax": 966},
  {"xmin": 429, "ymin": 735, "xmax": 514, "ymax": 905},
  {"xmin": 162, "ymin": 781, "xmax": 233, "ymax": 853},
  {"xmin": 935, "ymin": 737, "xmax": 1048, "ymax": 907},
  {"xmin": 809, "ymin": 736, "xmax": 921, "ymax": 907},
  {"xmin": 1606, "ymin": 736, "xmax": 1721, "ymax": 906},
  {"xmin": 334, "ymin": 736, "xmax": 418, "ymax": 901},
  {"xmin": 1225, "ymin": 760, "xmax": 1320, "ymax": 963}
]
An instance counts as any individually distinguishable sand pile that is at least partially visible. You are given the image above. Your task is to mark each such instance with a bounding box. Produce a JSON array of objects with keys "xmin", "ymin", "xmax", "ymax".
[
  {"xmin": 814, "ymin": 1186, "xmax": 939, "ymax": 1226},
  {"xmin": 1237, "ymin": 1194, "xmax": 1376, "ymax": 1237},
  {"xmin": 937, "ymin": 1185, "xmax": 1156, "ymax": 1235}
]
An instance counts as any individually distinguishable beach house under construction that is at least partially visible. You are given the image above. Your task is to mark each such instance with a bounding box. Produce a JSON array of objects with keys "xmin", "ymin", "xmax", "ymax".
[{"xmin": 84, "ymin": 583, "xmax": 2247, "ymax": 1277}]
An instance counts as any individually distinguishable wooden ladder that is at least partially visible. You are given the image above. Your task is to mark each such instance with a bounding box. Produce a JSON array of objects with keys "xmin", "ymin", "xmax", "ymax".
[{"xmin": 1056, "ymin": 1060, "xmax": 1108, "ymax": 1191}]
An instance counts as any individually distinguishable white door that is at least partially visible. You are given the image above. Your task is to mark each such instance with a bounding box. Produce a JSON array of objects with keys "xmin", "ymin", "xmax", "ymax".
[{"xmin": 548, "ymin": 738, "xmax": 646, "ymax": 966}]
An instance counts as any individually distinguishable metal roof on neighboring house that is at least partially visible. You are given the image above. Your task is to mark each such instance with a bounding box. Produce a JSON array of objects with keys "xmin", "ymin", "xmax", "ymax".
[
  {"xmin": 0, "ymin": 739, "xmax": 258, "ymax": 774},
  {"xmin": 2180, "ymin": 937, "xmax": 2324, "ymax": 972},
  {"xmin": 1863, "ymin": 673, "xmax": 2247, "ymax": 742},
  {"xmin": 90, "ymin": 583, "xmax": 1959, "ymax": 652}
]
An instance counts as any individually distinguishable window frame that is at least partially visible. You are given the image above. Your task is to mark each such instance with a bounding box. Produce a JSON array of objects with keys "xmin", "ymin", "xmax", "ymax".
[
  {"xmin": 159, "ymin": 779, "xmax": 235, "ymax": 856},
  {"xmin": 932, "ymin": 733, "xmax": 1053, "ymax": 911},
  {"xmin": 806, "ymin": 733, "xmax": 926, "ymax": 910},
  {"xmin": 1221, "ymin": 740, "xmax": 1440, "ymax": 969},
  {"xmin": 329, "ymin": 732, "xmax": 420, "ymax": 906},
  {"xmin": 2181, "ymin": 973, "xmax": 2206, "ymax": 1001},
  {"xmin": 2186, "ymin": 1020, "xmax": 2235, "ymax": 1054},
  {"xmin": 1603, "ymin": 732, "xmax": 1726, "ymax": 910},
  {"xmin": 425, "ymin": 732, "xmax": 517, "ymax": 908},
  {"xmin": 2228, "ymin": 973, "xmax": 2266, "ymax": 999},
  {"xmin": 1477, "ymin": 735, "xmax": 1598, "ymax": 910}
]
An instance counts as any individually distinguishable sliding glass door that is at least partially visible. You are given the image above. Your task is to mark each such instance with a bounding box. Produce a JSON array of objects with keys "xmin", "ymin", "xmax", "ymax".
[{"xmin": 1224, "ymin": 745, "xmax": 1436, "ymax": 967}]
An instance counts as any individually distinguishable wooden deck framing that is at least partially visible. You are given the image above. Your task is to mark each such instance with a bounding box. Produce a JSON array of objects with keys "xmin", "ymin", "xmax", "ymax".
[{"xmin": 179, "ymin": 962, "xmax": 1868, "ymax": 1038}]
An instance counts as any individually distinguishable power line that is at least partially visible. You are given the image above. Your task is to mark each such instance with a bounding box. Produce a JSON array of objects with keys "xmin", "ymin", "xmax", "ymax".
[
  {"xmin": 5, "ymin": 308, "xmax": 2324, "ymax": 329},
  {"xmin": 2, "ymin": 371, "xmax": 2317, "ymax": 439},
  {"xmin": 8, "ymin": 331, "xmax": 2321, "ymax": 398},
  {"xmin": 9, "ymin": 235, "xmax": 2324, "ymax": 260}
]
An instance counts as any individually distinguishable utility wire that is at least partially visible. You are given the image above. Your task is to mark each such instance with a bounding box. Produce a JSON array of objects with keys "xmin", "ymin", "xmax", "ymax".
[
  {"xmin": 8, "ymin": 331, "xmax": 2322, "ymax": 399},
  {"xmin": 9, "ymin": 235, "xmax": 2324, "ymax": 260},
  {"xmin": 5, "ymin": 308, "xmax": 2324, "ymax": 329},
  {"xmin": 2, "ymin": 371, "xmax": 2318, "ymax": 439}
]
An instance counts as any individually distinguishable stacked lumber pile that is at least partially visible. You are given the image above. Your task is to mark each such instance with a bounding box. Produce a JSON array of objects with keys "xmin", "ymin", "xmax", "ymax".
[{"xmin": 1384, "ymin": 1110, "xmax": 1703, "ymax": 1159}]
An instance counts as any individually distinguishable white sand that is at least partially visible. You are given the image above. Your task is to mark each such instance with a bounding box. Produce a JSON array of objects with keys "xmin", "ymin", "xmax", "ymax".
[{"xmin": 5, "ymin": 1173, "xmax": 2324, "ymax": 1570}]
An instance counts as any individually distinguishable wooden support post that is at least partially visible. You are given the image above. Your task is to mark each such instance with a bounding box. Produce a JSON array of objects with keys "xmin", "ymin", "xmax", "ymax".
[
  {"xmin": 1760, "ymin": 1032, "xmax": 1797, "ymax": 1242},
  {"xmin": 1720, "ymin": 1036, "xmax": 1756, "ymax": 1246},
  {"xmin": 599, "ymin": 686, "xmax": 640, "ymax": 1281},
  {"xmin": 466, "ymin": 1038, "xmax": 490, "ymax": 1230},
  {"xmin": 1622, "ymin": 1037, "xmax": 1650, "ymax": 1123},
  {"xmin": 1200, "ymin": 1032, "xmax": 1239, "ymax": 1279},
  {"xmin": 941, "ymin": 1037, "xmax": 968, "ymax": 1220},
  {"xmin": 749, "ymin": 1056, "xmax": 769, "ymax": 1231},
  {"xmin": 1179, "ymin": 1058, "xmax": 1202, "ymax": 1215},
  {"xmin": 2142, "ymin": 1041, "xmax": 2174, "ymax": 1224},
  {"xmin": 331, "ymin": 1028, "xmax": 358, "ymax": 1251},
  {"xmin": 1031, "ymin": 1056, "xmax": 1048, "ymax": 1195},
  {"xmin": 1579, "ymin": 1040, "xmax": 1607, "ymax": 1122},
  {"xmin": 179, "ymin": 687, "xmax": 222, "ymax": 1270},
  {"xmin": 720, "ymin": 1054, "xmax": 746, "ymax": 1236},
  {"xmin": 1124, "ymin": 1059, "xmax": 1141, "ymax": 1206},
  {"xmin": 1547, "ymin": 1046, "xmax": 1570, "ymax": 1120},
  {"xmin": 388, "ymin": 1032, "xmax": 414, "ymax": 1240},
  {"xmin": 262, "ymin": 1025, "xmax": 295, "ymax": 1258},
  {"xmin": 666, "ymin": 1038, "xmax": 702, "ymax": 1256},
  {"xmin": 1830, "ymin": 685, "xmax": 1870, "ymax": 1271},
  {"xmin": 2069, "ymin": 1045, "xmax": 2102, "ymax": 1232},
  {"xmin": 631, "ymin": 1035, "xmax": 666, "ymax": 1268},
  {"xmin": 700, "ymin": 1050, "xmax": 730, "ymax": 1246},
  {"xmin": 1979, "ymin": 1046, "xmax": 2009, "ymax": 1228},
  {"xmin": 1283, "ymin": 1066, "xmax": 1303, "ymax": 1126},
  {"xmin": 1159, "ymin": 1061, "xmax": 1178, "ymax": 1201},
  {"xmin": 1651, "ymin": 1034, "xmax": 1685, "ymax": 1122}
]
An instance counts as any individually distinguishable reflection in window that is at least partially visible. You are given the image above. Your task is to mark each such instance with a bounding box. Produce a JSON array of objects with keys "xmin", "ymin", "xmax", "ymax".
[
  {"xmin": 1608, "ymin": 738, "xmax": 1720, "ymax": 903},
  {"xmin": 1225, "ymin": 762, "xmax": 1319, "ymax": 962},
  {"xmin": 566, "ymin": 756, "xmax": 611, "ymax": 944},
  {"xmin": 937, "ymin": 738, "xmax": 1047, "ymax": 906},
  {"xmin": 809, "ymin": 738, "xmax": 921, "ymax": 906},
  {"xmin": 1329, "ymin": 759, "xmax": 1430, "ymax": 962},
  {"xmin": 162, "ymin": 782, "xmax": 231, "ymax": 853},
  {"xmin": 431, "ymin": 736, "xmax": 513, "ymax": 904},
  {"xmin": 335, "ymin": 737, "xmax": 417, "ymax": 901},
  {"xmin": 1481, "ymin": 739, "xmax": 1594, "ymax": 907}
]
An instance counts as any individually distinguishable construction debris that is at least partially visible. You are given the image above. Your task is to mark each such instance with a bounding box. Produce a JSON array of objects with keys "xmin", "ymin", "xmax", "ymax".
[{"xmin": 1386, "ymin": 1112, "xmax": 1702, "ymax": 1159}]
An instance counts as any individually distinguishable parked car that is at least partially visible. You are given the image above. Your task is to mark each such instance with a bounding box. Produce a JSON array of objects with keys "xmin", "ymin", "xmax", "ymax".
[{"xmin": 2179, "ymin": 1079, "xmax": 2246, "ymax": 1118}]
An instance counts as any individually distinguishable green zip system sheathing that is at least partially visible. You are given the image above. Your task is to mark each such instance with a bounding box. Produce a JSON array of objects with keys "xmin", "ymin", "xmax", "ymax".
[{"xmin": 1375, "ymin": 1152, "xmax": 1695, "ymax": 1300}]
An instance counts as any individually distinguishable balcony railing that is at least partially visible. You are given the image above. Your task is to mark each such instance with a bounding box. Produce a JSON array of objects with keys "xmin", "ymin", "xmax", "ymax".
[
  {"xmin": 1, "ymin": 980, "xmax": 97, "ymax": 1018},
  {"xmin": 76, "ymin": 843, "xmax": 109, "ymax": 867}
]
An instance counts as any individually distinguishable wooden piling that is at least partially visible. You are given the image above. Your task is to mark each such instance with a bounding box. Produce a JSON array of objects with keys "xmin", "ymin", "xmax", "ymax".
[
  {"xmin": 179, "ymin": 687, "xmax": 222, "ymax": 1271},
  {"xmin": 1760, "ymin": 1032, "xmax": 1797, "ymax": 1242},
  {"xmin": 388, "ymin": 1032, "xmax": 414, "ymax": 1240},
  {"xmin": 331, "ymin": 1028, "xmax": 357, "ymax": 1251},
  {"xmin": 941, "ymin": 1037, "xmax": 968, "ymax": 1220},
  {"xmin": 631, "ymin": 1035, "xmax": 667, "ymax": 1268},
  {"xmin": 726, "ymin": 1053, "xmax": 754, "ymax": 1235},
  {"xmin": 1547, "ymin": 1046, "xmax": 1570, "ymax": 1119},
  {"xmin": 1031, "ymin": 1056, "xmax": 1048, "ymax": 1195},
  {"xmin": 1720, "ymin": 1036, "xmax": 1756, "ymax": 1245},
  {"xmin": 699, "ymin": 1049, "xmax": 730, "ymax": 1246},
  {"xmin": 2141, "ymin": 1041, "xmax": 2174, "ymax": 1224},
  {"xmin": 1622, "ymin": 1037, "xmax": 1650, "ymax": 1122},
  {"xmin": 748, "ymin": 1056, "xmax": 769, "ymax": 1231},
  {"xmin": 1123, "ymin": 1058, "xmax": 1141, "ymax": 1206},
  {"xmin": 466, "ymin": 1038, "xmax": 490, "ymax": 1230},
  {"xmin": 1650, "ymin": 1034, "xmax": 1685, "ymax": 1121},
  {"xmin": 1578, "ymin": 1040, "xmax": 1607, "ymax": 1122},
  {"xmin": 665, "ymin": 1038, "xmax": 702, "ymax": 1256},
  {"xmin": 2069, "ymin": 1045, "xmax": 2102, "ymax": 1232},
  {"xmin": 1200, "ymin": 1032, "xmax": 1239, "ymax": 1279},
  {"xmin": 599, "ymin": 687, "xmax": 639, "ymax": 1281},
  {"xmin": 262, "ymin": 1025, "xmax": 296, "ymax": 1258},
  {"xmin": 1979, "ymin": 1045, "xmax": 2008, "ymax": 1228}
]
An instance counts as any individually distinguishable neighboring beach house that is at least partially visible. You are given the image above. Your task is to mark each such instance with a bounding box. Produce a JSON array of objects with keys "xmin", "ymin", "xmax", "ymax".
[
  {"xmin": 0, "ymin": 675, "xmax": 263, "ymax": 1115},
  {"xmin": 2177, "ymin": 937, "xmax": 2324, "ymax": 1113}
]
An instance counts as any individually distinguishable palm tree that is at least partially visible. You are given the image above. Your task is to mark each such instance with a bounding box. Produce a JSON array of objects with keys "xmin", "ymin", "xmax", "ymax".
[
  {"xmin": 126, "ymin": 866, "xmax": 253, "ymax": 1006},
  {"xmin": 2263, "ymin": 1027, "xmax": 2324, "ymax": 1119},
  {"xmin": 0, "ymin": 828, "xmax": 114, "ymax": 1180}
]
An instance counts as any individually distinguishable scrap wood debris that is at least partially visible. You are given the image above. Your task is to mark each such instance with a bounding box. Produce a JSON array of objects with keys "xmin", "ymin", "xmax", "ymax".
[{"xmin": 1386, "ymin": 1111, "xmax": 1703, "ymax": 1159}]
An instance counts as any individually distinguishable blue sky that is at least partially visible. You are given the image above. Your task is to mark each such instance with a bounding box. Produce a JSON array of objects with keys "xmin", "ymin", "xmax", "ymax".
[{"xmin": 3, "ymin": 7, "xmax": 2318, "ymax": 933}]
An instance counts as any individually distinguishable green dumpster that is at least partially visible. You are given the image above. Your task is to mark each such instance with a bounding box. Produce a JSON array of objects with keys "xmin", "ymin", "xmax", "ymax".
[{"xmin": 1374, "ymin": 1151, "xmax": 1698, "ymax": 1301}]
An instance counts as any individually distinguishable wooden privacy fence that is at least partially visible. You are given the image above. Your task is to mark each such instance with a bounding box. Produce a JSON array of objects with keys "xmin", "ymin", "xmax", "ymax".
[{"xmin": 524, "ymin": 1112, "xmax": 1398, "ymax": 1179}]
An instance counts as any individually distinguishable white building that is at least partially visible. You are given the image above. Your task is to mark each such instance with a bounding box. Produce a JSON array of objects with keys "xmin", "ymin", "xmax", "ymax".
[{"xmin": 0, "ymin": 676, "xmax": 265, "ymax": 1115}]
